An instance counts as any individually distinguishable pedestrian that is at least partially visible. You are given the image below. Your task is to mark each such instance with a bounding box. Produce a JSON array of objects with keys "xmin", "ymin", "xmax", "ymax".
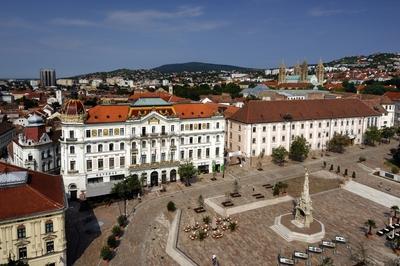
[{"xmin": 252, "ymin": 186, "xmax": 255, "ymax": 192}]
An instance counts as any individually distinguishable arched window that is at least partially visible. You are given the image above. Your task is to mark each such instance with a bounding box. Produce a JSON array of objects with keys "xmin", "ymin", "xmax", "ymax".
[
  {"xmin": 98, "ymin": 144, "xmax": 103, "ymax": 152},
  {"xmin": 120, "ymin": 142, "xmax": 124, "ymax": 150},
  {"xmin": 132, "ymin": 142, "xmax": 137, "ymax": 149},
  {"xmin": 109, "ymin": 143, "xmax": 114, "ymax": 151},
  {"xmin": 17, "ymin": 225, "xmax": 26, "ymax": 239},
  {"xmin": 86, "ymin": 145, "xmax": 91, "ymax": 153},
  {"xmin": 45, "ymin": 220, "xmax": 53, "ymax": 233}
]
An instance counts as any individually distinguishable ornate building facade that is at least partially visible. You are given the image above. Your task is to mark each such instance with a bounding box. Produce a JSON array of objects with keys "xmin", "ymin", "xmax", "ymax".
[
  {"xmin": 60, "ymin": 98, "xmax": 225, "ymax": 199},
  {"xmin": 278, "ymin": 60, "xmax": 324, "ymax": 86},
  {"xmin": 0, "ymin": 162, "xmax": 67, "ymax": 266},
  {"xmin": 12, "ymin": 114, "xmax": 61, "ymax": 173}
]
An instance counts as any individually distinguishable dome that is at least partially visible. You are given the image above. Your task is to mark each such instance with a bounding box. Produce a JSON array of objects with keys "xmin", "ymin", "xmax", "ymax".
[
  {"xmin": 27, "ymin": 113, "xmax": 44, "ymax": 125},
  {"xmin": 62, "ymin": 99, "xmax": 86, "ymax": 116}
]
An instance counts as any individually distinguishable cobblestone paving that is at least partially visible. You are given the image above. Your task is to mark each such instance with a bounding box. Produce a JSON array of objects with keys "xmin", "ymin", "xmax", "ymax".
[{"xmin": 178, "ymin": 189, "xmax": 397, "ymax": 266}]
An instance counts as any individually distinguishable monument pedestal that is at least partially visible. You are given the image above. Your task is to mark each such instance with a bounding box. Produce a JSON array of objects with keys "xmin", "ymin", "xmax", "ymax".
[{"xmin": 270, "ymin": 213, "xmax": 325, "ymax": 243}]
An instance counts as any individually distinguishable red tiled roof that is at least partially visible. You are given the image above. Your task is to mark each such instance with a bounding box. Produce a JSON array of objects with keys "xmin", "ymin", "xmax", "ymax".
[
  {"xmin": 128, "ymin": 92, "xmax": 189, "ymax": 103},
  {"xmin": 0, "ymin": 162, "xmax": 65, "ymax": 221},
  {"xmin": 384, "ymin": 91, "xmax": 400, "ymax": 101},
  {"xmin": 173, "ymin": 103, "xmax": 221, "ymax": 119},
  {"xmin": 229, "ymin": 98, "xmax": 380, "ymax": 124},
  {"xmin": 86, "ymin": 105, "xmax": 130, "ymax": 124}
]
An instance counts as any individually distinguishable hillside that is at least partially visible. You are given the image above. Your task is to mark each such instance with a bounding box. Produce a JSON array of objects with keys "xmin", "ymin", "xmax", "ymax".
[
  {"xmin": 326, "ymin": 52, "xmax": 400, "ymax": 68},
  {"xmin": 152, "ymin": 62, "xmax": 256, "ymax": 73}
]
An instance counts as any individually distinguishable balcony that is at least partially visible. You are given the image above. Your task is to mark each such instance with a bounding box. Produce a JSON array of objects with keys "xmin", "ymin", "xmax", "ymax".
[
  {"xmin": 66, "ymin": 137, "xmax": 77, "ymax": 142},
  {"xmin": 129, "ymin": 161, "xmax": 180, "ymax": 171}
]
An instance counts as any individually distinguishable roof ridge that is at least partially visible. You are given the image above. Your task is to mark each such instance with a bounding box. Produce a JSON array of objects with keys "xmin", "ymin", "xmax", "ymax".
[{"xmin": 26, "ymin": 184, "xmax": 63, "ymax": 209}]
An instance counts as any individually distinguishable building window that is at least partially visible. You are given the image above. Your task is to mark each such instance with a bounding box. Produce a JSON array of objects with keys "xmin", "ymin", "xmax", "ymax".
[
  {"xmin": 120, "ymin": 128, "xmax": 124, "ymax": 135},
  {"xmin": 301, "ymin": 124, "xmax": 304, "ymax": 129},
  {"xmin": 318, "ymin": 122, "xmax": 321, "ymax": 128},
  {"xmin": 132, "ymin": 155, "xmax": 137, "ymax": 165},
  {"xmin": 238, "ymin": 135, "xmax": 241, "ymax": 142},
  {"xmin": 272, "ymin": 125, "xmax": 276, "ymax": 131},
  {"xmin": 109, "ymin": 158, "xmax": 114, "ymax": 169},
  {"xmin": 334, "ymin": 121, "xmax": 337, "ymax": 126},
  {"xmin": 86, "ymin": 160, "xmax": 92, "ymax": 171},
  {"xmin": 253, "ymin": 127, "xmax": 256, "ymax": 133},
  {"xmin": 120, "ymin": 156, "xmax": 125, "ymax": 167},
  {"xmin": 86, "ymin": 130, "xmax": 91, "ymax": 138},
  {"xmin": 46, "ymin": 241, "xmax": 54, "ymax": 253},
  {"xmin": 69, "ymin": 130, "xmax": 74, "ymax": 139},
  {"xmin": 70, "ymin": 161, "xmax": 76, "ymax": 171},
  {"xmin": 216, "ymin": 122, "xmax": 220, "ymax": 129},
  {"xmin": 120, "ymin": 142, "xmax": 124, "ymax": 150},
  {"xmin": 70, "ymin": 146, "xmax": 75, "ymax": 154},
  {"xmin": 98, "ymin": 144, "xmax": 103, "ymax": 152},
  {"xmin": 17, "ymin": 225, "xmax": 26, "ymax": 239},
  {"xmin": 171, "ymin": 151, "xmax": 175, "ymax": 160},
  {"xmin": 292, "ymin": 124, "xmax": 295, "ymax": 129},
  {"xmin": 151, "ymin": 140, "xmax": 156, "ymax": 147},
  {"xmin": 207, "ymin": 136, "xmax": 210, "ymax": 142},
  {"xmin": 282, "ymin": 135, "xmax": 285, "ymax": 141},
  {"xmin": 216, "ymin": 135, "xmax": 220, "ymax": 142},
  {"xmin": 197, "ymin": 149, "xmax": 201, "ymax": 158},
  {"xmin": 189, "ymin": 137, "xmax": 193, "ymax": 144},
  {"xmin": 238, "ymin": 125, "xmax": 241, "ymax": 131},
  {"xmin": 98, "ymin": 129, "xmax": 103, "ymax": 137},
  {"xmin": 171, "ymin": 139, "xmax": 175, "ymax": 146},
  {"xmin": 180, "ymin": 151, "xmax": 184, "ymax": 160},
  {"xmin": 207, "ymin": 123, "xmax": 210, "ymax": 129},
  {"xmin": 262, "ymin": 137, "xmax": 266, "ymax": 143},
  {"xmin": 206, "ymin": 148, "xmax": 210, "ymax": 158},
  {"xmin": 152, "ymin": 126, "xmax": 156, "ymax": 133},
  {"xmin": 132, "ymin": 142, "xmax": 137, "ymax": 149},
  {"xmin": 98, "ymin": 159, "xmax": 103, "ymax": 170},
  {"xmin": 189, "ymin": 150, "xmax": 193, "ymax": 159},
  {"xmin": 216, "ymin": 147, "xmax": 220, "ymax": 157},
  {"xmin": 18, "ymin": 247, "xmax": 27, "ymax": 259},
  {"xmin": 263, "ymin": 126, "xmax": 266, "ymax": 132},
  {"xmin": 142, "ymin": 141, "xmax": 146, "ymax": 148},
  {"xmin": 109, "ymin": 143, "xmax": 114, "ymax": 151},
  {"xmin": 109, "ymin": 128, "xmax": 113, "ymax": 136},
  {"xmin": 171, "ymin": 125, "xmax": 175, "ymax": 132},
  {"xmin": 310, "ymin": 123, "xmax": 313, "ymax": 129},
  {"xmin": 180, "ymin": 124, "xmax": 184, "ymax": 131},
  {"xmin": 190, "ymin": 124, "xmax": 193, "ymax": 131},
  {"xmin": 161, "ymin": 153, "xmax": 166, "ymax": 161},
  {"xmin": 252, "ymin": 138, "xmax": 256, "ymax": 144},
  {"xmin": 45, "ymin": 221, "xmax": 53, "ymax": 233},
  {"xmin": 309, "ymin": 133, "xmax": 312, "ymax": 139},
  {"xmin": 282, "ymin": 125, "xmax": 286, "ymax": 130},
  {"xmin": 161, "ymin": 139, "xmax": 166, "ymax": 147},
  {"xmin": 327, "ymin": 122, "xmax": 330, "ymax": 127},
  {"xmin": 272, "ymin": 136, "xmax": 276, "ymax": 142},
  {"xmin": 86, "ymin": 145, "xmax": 91, "ymax": 153}
]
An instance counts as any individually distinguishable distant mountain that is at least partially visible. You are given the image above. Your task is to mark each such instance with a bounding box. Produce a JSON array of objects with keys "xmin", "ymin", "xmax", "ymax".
[{"xmin": 152, "ymin": 62, "xmax": 257, "ymax": 73}]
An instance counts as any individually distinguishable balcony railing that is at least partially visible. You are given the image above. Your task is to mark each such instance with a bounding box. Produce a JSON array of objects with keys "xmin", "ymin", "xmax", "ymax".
[{"xmin": 129, "ymin": 161, "xmax": 179, "ymax": 170}]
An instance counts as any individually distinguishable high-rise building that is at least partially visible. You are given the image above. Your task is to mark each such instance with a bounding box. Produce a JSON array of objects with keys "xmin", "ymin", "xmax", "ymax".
[{"xmin": 40, "ymin": 68, "xmax": 56, "ymax": 87}]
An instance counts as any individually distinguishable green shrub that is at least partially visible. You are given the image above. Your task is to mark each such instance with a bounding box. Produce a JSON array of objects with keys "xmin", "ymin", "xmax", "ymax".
[
  {"xmin": 117, "ymin": 215, "xmax": 127, "ymax": 227},
  {"xmin": 392, "ymin": 166, "xmax": 399, "ymax": 174},
  {"xmin": 167, "ymin": 201, "xmax": 176, "ymax": 212},
  {"xmin": 107, "ymin": 235, "xmax": 118, "ymax": 248},
  {"xmin": 203, "ymin": 216, "xmax": 211, "ymax": 224},
  {"xmin": 112, "ymin": 225, "xmax": 122, "ymax": 237},
  {"xmin": 100, "ymin": 246, "xmax": 113, "ymax": 261},
  {"xmin": 229, "ymin": 222, "xmax": 237, "ymax": 231},
  {"xmin": 198, "ymin": 230, "xmax": 207, "ymax": 240}
]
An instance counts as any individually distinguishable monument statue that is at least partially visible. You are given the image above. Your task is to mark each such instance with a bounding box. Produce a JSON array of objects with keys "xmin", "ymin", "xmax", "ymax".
[{"xmin": 294, "ymin": 168, "xmax": 313, "ymax": 228}]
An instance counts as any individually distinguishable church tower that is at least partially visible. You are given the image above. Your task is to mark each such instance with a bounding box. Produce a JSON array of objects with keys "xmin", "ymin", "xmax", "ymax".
[
  {"xmin": 294, "ymin": 62, "xmax": 301, "ymax": 76},
  {"xmin": 316, "ymin": 59, "xmax": 324, "ymax": 85},
  {"xmin": 278, "ymin": 62, "xmax": 286, "ymax": 84},
  {"xmin": 300, "ymin": 60, "xmax": 308, "ymax": 83}
]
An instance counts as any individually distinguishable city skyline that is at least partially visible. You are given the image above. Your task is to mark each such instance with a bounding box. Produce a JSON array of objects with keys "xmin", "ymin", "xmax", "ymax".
[{"xmin": 0, "ymin": 0, "xmax": 399, "ymax": 78}]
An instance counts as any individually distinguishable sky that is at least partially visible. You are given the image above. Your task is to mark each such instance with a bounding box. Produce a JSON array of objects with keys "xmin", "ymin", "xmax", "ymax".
[{"xmin": 0, "ymin": 0, "xmax": 399, "ymax": 78}]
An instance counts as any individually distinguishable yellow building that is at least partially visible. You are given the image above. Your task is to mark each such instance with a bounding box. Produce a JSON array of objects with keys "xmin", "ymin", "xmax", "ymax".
[{"xmin": 0, "ymin": 162, "xmax": 67, "ymax": 265}]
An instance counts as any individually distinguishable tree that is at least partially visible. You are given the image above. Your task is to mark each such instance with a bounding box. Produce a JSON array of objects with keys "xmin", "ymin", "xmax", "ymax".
[
  {"xmin": 393, "ymin": 147, "xmax": 400, "ymax": 166},
  {"xmin": 319, "ymin": 257, "xmax": 334, "ymax": 266},
  {"xmin": 364, "ymin": 219, "xmax": 376, "ymax": 235},
  {"xmin": 107, "ymin": 235, "xmax": 118, "ymax": 248},
  {"xmin": 233, "ymin": 180, "xmax": 240, "ymax": 194},
  {"xmin": 381, "ymin": 127, "xmax": 395, "ymax": 142},
  {"xmin": 342, "ymin": 80, "xmax": 357, "ymax": 93},
  {"xmin": 167, "ymin": 201, "xmax": 176, "ymax": 212},
  {"xmin": 111, "ymin": 175, "xmax": 142, "ymax": 216},
  {"xmin": 327, "ymin": 133, "xmax": 351, "ymax": 153},
  {"xmin": 271, "ymin": 146, "xmax": 288, "ymax": 165},
  {"xmin": 100, "ymin": 246, "xmax": 113, "ymax": 261},
  {"xmin": 289, "ymin": 136, "xmax": 310, "ymax": 162},
  {"xmin": 112, "ymin": 225, "xmax": 122, "ymax": 237},
  {"xmin": 364, "ymin": 126, "xmax": 381, "ymax": 146},
  {"xmin": 198, "ymin": 195, "xmax": 204, "ymax": 207},
  {"xmin": 178, "ymin": 162, "xmax": 197, "ymax": 186},
  {"xmin": 391, "ymin": 205, "xmax": 399, "ymax": 218}
]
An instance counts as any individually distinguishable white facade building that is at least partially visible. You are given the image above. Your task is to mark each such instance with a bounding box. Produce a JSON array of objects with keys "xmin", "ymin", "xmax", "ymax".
[
  {"xmin": 226, "ymin": 99, "xmax": 382, "ymax": 158},
  {"xmin": 60, "ymin": 98, "xmax": 225, "ymax": 199},
  {"xmin": 12, "ymin": 114, "xmax": 61, "ymax": 173}
]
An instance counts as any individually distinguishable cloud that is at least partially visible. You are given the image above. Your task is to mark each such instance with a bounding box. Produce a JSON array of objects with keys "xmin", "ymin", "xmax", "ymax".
[
  {"xmin": 50, "ymin": 18, "xmax": 97, "ymax": 27},
  {"xmin": 0, "ymin": 18, "xmax": 37, "ymax": 29},
  {"xmin": 309, "ymin": 7, "xmax": 364, "ymax": 17},
  {"xmin": 46, "ymin": 6, "xmax": 226, "ymax": 32}
]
